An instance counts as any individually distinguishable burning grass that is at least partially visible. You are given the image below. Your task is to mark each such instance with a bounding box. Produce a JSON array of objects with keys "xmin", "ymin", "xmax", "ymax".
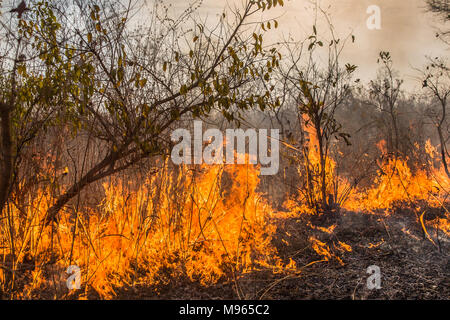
[
  {"xmin": 0, "ymin": 130, "xmax": 448, "ymax": 299},
  {"xmin": 345, "ymin": 141, "xmax": 450, "ymax": 214},
  {"xmin": 0, "ymin": 160, "xmax": 295, "ymax": 299}
]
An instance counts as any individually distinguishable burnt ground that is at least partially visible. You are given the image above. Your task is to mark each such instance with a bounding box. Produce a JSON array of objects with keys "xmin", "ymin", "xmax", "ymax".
[
  {"xmin": 7, "ymin": 207, "xmax": 446, "ymax": 300},
  {"xmin": 112, "ymin": 208, "xmax": 449, "ymax": 300},
  {"xmin": 264, "ymin": 209, "xmax": 450, "ymax": 300}
]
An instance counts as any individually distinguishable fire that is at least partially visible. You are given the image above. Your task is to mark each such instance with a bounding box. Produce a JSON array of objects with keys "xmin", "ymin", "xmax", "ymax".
[
  {"xmin": 281, "ymin": 116, "xmax": 449, "ymax": 268},
  {"xmin": 337, "ymin": 241, "xmax": 352, "ymax": 252},
  {"xmin": 0, "ymin": 121, "xmax": 448, "ymax": 299},
  {"xmin": 309, "ymin": 236, "xmax": 346, "ymax": 266},
  {"xmin": 307, "ymin": 222, "xmax": 336, "ymax": 234},
  {"xmin": 368, "ymin": 240, "xmax": 385, "ymax": 249},
  {"xmin": 309, "ymin": 237, "xmax": 332, "ymax": 261},
  {"xmin": 1, "ymin": 159, "xmax": 294, "ymax": 298},
  {"xmin": 283, "ymin": 115, "xmax": 351, "ymax": 215},
  {"xmin": 344, "ymin": 140, "xmax": 449, "ymax": 214}
]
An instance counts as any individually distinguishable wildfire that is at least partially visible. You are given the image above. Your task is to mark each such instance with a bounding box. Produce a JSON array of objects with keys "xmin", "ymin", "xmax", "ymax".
[
  {"xmin": 345, "ymin": 140, "xmax": 449, "ymax": 212},
  {"xmin": 1, "ymin": 159, "xmax": 296, "ymax": 298},
  {"xmin": 283, "ymin": 115, "xmax": 352, "ymax": 216},
  {"xmin": 0, "ymin": 124, "xmax": 448, "ymax": 299}
]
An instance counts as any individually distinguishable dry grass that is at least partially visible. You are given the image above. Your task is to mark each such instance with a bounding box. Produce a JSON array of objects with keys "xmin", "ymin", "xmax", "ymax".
[{"xmin": 0, "ymin": 160, "xmax": 295, "ymax": 299}]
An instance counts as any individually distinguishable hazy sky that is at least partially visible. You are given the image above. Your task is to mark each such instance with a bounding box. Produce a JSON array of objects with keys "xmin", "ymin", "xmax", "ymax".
[{"xmin": 164, "ymin": 0, "xmax": 448, "ymax": 90}]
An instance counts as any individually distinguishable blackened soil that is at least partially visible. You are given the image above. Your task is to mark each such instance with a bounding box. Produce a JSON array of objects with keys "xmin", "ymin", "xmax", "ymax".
[{"xmin": 110, "ymin": 208, "xmax": 449, "ymax": 300}]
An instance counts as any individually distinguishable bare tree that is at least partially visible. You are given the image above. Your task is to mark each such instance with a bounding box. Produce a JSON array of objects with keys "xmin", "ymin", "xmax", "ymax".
[
  {"xmin": 426, "ymin": 0, "xmax": 450, "ymax": 44},
  {"xmin": 279, "ymin": 17, "xmax": 356, "ymax": 211},
  {"xmin": 368, "ymin": 52, "xmax": 404, "ymax": 158},
  {"xmin": 421, "ymin": 57, "xmax": 450, "ymax": 177}
]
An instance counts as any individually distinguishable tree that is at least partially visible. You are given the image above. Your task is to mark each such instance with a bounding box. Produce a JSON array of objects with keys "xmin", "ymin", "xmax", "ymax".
[
  {"xmin": 368, "ymin": 51, "xmax": 404, "ymax": 158},
  {"xmin": 17, "ymin": 0, "xmax": 282, "ymax": 225},
  {"xmin": 0, "ymin": 1, "xmax": 74, "ymax": 218},
  {"xmin": 279, "ymin": 19, "xmax": 356, "ymax": 211},
  {"xmin": 426, "ymin": 0, "xmax": 450, "ymax": 44},
  {"xmin": 420, "ymin": 57, "xmax": 450, "ymax": 177}
]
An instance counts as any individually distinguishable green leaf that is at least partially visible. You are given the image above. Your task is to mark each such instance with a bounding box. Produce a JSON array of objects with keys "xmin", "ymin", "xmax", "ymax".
[{"xmin": 180, "ymin": 84, "xmax": 188, "ymax": 95}]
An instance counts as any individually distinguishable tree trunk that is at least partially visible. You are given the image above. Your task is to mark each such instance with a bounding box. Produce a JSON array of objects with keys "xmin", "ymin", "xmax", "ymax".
[
  {"xmin": 316, "ymin": 122, "xmax": 328, "ymax": 210},
  {"xmin": 390, "ymin": 107, "xmax": 400, "ymax": 158},
  {"xmin": 44, "ymin": 152, "xmax": 117, "ymax": 225},
  {"xmin": 437, "ymin": 125, "xmax": 450, "ymax": 178},
  {"xmin": 0, "ymin": 103, "xmax": 13, "ymax": 215}
]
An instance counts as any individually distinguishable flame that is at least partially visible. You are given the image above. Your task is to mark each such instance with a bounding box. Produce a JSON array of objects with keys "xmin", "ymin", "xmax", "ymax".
[
  {"xmin": 307, "ymin": 222, "xmax": 336, "ymax": 234},
  {"xmin": 309, "ymin": 236, "xmax": 332, "ymax": 261},
  {"xmin": 344, "ymin": 141, "xmax": 449, "ymax": 213},
  {"xmin": 283, "ymin": 115, "xmax": 351, "ymax": 216},
  {"xmin": 1, "ymin": 159, "xmax": 296, "ymax": 298},
  {"xmin": 309, "ymin": 236, "xmax": 346, "ymax": 266},
  {"xmin": 0, "ymin": 123, "xmax": 448, "ymax": 299},
  {"xmin": 337, "ymin": 241, "xmax": 352, "ymax": 252},
  {"xmin": 367, "ymin": 240, "xmax": 385, "ymax": 249}
]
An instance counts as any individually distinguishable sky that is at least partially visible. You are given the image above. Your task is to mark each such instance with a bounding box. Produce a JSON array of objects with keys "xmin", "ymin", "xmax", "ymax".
[{"xmin": 163, "ymin": 0, "xmax": 448, "ymax": 91}]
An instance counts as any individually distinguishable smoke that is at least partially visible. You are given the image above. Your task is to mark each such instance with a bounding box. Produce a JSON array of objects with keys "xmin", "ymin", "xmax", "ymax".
[
  {"xmin": 164, "ymin": 0, "xmax": 448, "ymax": 90},
  {"xmin": 316, "ymin": 0, "xmax": 447, "ymax": 89}
]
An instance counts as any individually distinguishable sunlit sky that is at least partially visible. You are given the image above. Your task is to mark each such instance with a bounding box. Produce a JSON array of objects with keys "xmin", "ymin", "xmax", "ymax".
[{"xmin": 162, "ymin": 0, "xmax": 448, "ymax": 90}]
